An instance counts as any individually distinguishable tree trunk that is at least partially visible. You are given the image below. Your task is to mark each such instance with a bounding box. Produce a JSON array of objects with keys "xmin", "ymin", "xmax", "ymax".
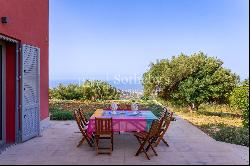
[
  {"xmin": 188, "ymin": 103, "xmax": 199, "ymax": 112},
  {"xmin": 188, "ymin": 104, "xmax": 194, "ymax": 113}
]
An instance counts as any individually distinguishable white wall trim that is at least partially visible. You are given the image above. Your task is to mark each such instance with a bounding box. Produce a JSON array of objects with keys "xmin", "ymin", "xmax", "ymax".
[{"xmin": 0, "ymin": 34, "xmax": 18, "ymax": 43}]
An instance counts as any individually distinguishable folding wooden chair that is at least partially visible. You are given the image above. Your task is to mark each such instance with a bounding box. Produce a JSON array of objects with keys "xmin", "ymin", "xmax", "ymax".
[
  {"xmin": 159, "ymin": 107, "xmax": 168, "ymax": 118},
  {"xmin": 163, "ymin": 107, "xmax": 176, "ymax": 121},
  {"xmin": 78, "ymin": 108, "xmax": 89, "ymax": 126},
  {"xmin": 94, "ymin": 117, "xmax": 114, "ymax": 155},
  {"xmin": 78, "ymin": 108, "xmax": 96, "ymax": 141},
  {"xmin": 134, "ymin": 120, "xmax": 161, "ymax": 160},
  {"xmin": 154, "ymin": 111, "xmax": 173, "ymax": 147},
  {"xmin": 74, "ymin": 110, "xmax": 93, "ymax": 147}
]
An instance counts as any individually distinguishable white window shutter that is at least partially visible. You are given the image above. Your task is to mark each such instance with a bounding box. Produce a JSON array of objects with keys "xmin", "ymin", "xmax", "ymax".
[{"xmin": 21, "ymin": 44, "xmax": 40, "ymax": 142}]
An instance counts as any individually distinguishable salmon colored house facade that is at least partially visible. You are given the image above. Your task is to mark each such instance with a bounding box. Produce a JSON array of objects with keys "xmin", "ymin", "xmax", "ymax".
[{"xmin": 0, "ymin": 0, "xmax": 49, "ymax": 144}]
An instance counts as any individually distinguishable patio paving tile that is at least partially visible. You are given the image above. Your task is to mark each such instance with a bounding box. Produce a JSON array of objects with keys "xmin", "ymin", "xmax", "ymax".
[{"xmin": 0, "ymin": 118, "xmax": 249, "ymax": 165}]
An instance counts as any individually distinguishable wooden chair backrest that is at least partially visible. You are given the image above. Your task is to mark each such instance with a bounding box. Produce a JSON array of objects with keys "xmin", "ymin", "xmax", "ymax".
[
  {"xmin": 162, "ymin": 115, "xmax": 172, "ymax": 131},
  {"xmin": 78, "ymin": 108, "xmax": 88, "ymax": 126},
  {"xmin": 148, "ymin": 120, "xmax": 161, "ymax": 138},
  {"xmin": 160, "ymin": 107, "xmax": 169, "ymax": 117},
  {"xmin": 158, "ymin": 111, "xmax": 173, "ymax": 138},
  {"xmin": 160, "ymin": 107, "xmax": 173, "ymax": 119},
  {"xmin": 74, "ymin": 109, "xmax": 86, "ymax": 134},
  {"xmin": 160, "ymin": 109, "xmax": 173, "ymax": 128},
  {"xmin": 95, "ymin": 118, "xmax": 113, "ymax": 135}
]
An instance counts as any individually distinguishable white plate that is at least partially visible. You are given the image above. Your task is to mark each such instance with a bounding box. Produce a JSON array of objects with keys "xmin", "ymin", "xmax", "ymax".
[{"xmin": 129, "ymin": 112, "xmax": 140, "ymax": 116}]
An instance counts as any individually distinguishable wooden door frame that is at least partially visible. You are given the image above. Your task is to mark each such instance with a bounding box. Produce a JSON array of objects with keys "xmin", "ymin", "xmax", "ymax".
[{"xmin": 0, "ymin": 34, "xmax": 20, "ymax": 144}]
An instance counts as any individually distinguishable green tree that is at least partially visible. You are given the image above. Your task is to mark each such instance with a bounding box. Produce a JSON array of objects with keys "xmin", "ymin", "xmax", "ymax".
[
  {"xmin": 49, "ymin": 81, "xmax": 121, "ymax": 101},
  {"xmin": 143, "ymin": 52, "xmax": 239, "ymax": 110},
  {"xmin": 230, "ymin": 79, "xmax": 249, "ymax": 128},
  {"xmin": 82, "ymin": 80, "xmax": 120, "ymax": 101},
  {"xmin": 50, "ymin": 83, "xmax": 83, "ymax": 100}
]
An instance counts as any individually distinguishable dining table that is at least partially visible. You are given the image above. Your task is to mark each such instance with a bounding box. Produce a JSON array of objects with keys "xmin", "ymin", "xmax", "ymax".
[{"xmin": 87, "ymin": 109, "xmax": 158, "ymax": 134}]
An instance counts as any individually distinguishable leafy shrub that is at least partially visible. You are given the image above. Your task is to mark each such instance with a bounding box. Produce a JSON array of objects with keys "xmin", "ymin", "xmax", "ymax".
[
  {"xmin": 230, "ymin": 79, "xmax": 249, "ymax": 128},
  {"xmin": 141, "ymin": 95, "xmax": 151, "ymax": 101},
  {"xmin": 211, "ymin": 124, "xmax": 249, "ymax": 147},
  {"xmin": 50, "ymin": 107, "xmax": 74, "ymax": 120},
  {"xmin": 170, "ymin": 103, "xmax": 248, "ymax": 146},
  {"xmin": 142, "ymin": 100, "xmax": 164, "ymax": 118},
  {"xmin": 49, "ymin": 99, "xmax": 166, "ymax": 119},
  {"xmin": 49, "ymin": 84, "xmax": 83, "ymax": 100},
  {"xmin": 49, "ymin": 80, "xmax": 121, "ymax": 101},
  {"xmin": 82, "ymin": 80, "xmax": 120, "ymax": 101}
]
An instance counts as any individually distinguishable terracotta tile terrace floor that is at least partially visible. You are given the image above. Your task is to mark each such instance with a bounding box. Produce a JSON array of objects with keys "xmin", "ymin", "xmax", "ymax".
[{"xmin": 0, "ymin": 117, "xmax": 249, "ymax": 165}]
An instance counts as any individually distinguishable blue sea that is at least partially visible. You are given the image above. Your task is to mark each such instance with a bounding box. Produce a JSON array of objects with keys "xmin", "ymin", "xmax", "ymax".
[{"xmin": 49, "ymin": 79, "xmax": 143, "ymax": 92}]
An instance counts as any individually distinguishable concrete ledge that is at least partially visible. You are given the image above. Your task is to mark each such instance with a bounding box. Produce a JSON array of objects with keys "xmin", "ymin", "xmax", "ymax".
[{"xmin": 40, "ymin": 117, "xmax": 51, "ymax": 134}]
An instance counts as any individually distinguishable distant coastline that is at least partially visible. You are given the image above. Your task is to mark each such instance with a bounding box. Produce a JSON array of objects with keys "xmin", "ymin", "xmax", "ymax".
[{"xmin": 49, "ymin": 79, "xmax": 144, "ymax": 92}]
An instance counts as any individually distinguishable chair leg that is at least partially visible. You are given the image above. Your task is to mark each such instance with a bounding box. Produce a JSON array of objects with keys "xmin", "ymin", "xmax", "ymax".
[
  {"xmin": 90, "ymin": 137, "xmax": 94, "ymax": 144},
  {"xmin": 135, "ymin": 137, "xmax": 146, "ymax": 156},
  {"xmin": 142, "ymin": 147, "xmax": 150, "ymax": 160},
  {"xmin": 77, "ymin": 137, "xmax": 85, "ymax": 147},
  {"xmin": 95, "ymin": 136, "xmax": 99, "ymax": 155},
  {"xmin": 112, "ymin": 134, "xmax": 114, "ymax": 151},
  {"xmin": 83, "ymin": 133, "xmax": 93, "ymax": 147},
  {"xmin": 155, "ymin": 134, "xmax": 163, "ymax": 147},
  {"xmin": 162, "ymin": 138, "xmax": 169, "ymax": 147},
  {"xmin": 135, "ymin": 137, "xmax": 150, "ymax": 160},
  {"xmin": 89, "ymin": 134, "xmax": 94, "ymax": 144},
  {"xmin": 147, "ymin": 140, "xmax": 158, "ymax": 156},
  {"xmin": 146, "ymin": 137, "xmax": 157, "ymax": 152},
  {"xmin": 87, "ymin": 137, "xmax": 93, "ymax": 147},
  {"xmin": 110, "ymin": 137, "xmax": 112, "ymax": 154}
]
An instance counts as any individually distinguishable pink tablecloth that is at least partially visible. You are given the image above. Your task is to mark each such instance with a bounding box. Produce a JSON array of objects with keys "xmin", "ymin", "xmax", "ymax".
[{"xmin": 87, "ymin": 110, "xmax": 158, "ymax": 134}]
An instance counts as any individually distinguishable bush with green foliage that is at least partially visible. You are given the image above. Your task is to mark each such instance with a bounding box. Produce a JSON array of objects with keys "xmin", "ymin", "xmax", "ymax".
[
  {"xmin": 49, "ymin": 99, "xmax": 165, "ymax": 119},
  {"xmin": 201, "ymin": 123, "xmax": 249, "ymax": 147},
  {"xmin": 49, "ymin": 107, "xmax": 74, "ymax": 120},
  {"xmin": 49, "ymin": 80, "xmax": 121, "ymax": 101},
  {"xmin": 230, "ymin": 79, "xmax": 249, "ymax": 128},
  {"xmin": 214, "ymin": 125, "xmax": 249, "ymax": 147},
  {"xmin": 170, "ymin": 103, "xmax": 248, "ymax": 147},
  {"xmin": 143, "ymin": 52, "xmax": 239, "ymax": 110},
  {"xmin": 82, "ymin": 80, "xmax": 120, "ymax": 101},
  {"xmin": 49, "ymin": 84, "xmax": 83, "ymax": 100}
]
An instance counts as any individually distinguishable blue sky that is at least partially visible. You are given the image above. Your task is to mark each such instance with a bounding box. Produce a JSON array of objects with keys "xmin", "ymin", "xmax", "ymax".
[{"xmin": 49, "ymin": 0, "xmax": 249, "ymax": 81}]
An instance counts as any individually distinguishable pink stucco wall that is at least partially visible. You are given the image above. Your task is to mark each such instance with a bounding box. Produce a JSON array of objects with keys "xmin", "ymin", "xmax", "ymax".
[{"xmin": 0, "ymin": 0, "xmax": 49, "ymax": 121}]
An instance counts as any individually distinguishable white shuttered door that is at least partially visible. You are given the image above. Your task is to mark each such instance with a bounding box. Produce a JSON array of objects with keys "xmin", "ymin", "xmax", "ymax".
[{"xmin": 21, "ymin": 44, "xmax": 40, "ymax": 142}]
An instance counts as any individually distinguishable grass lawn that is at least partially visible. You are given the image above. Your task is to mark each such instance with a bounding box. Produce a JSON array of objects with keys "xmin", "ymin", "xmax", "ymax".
[{"xmin": 170, "ymin": 104, "xmax": 249, "ymax": 147}]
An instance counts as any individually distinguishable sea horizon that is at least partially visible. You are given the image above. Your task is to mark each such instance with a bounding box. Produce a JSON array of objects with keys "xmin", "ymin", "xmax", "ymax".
[{"xmin": 49, "ymin": 79, "xmax": 144, "ymax": 92}]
